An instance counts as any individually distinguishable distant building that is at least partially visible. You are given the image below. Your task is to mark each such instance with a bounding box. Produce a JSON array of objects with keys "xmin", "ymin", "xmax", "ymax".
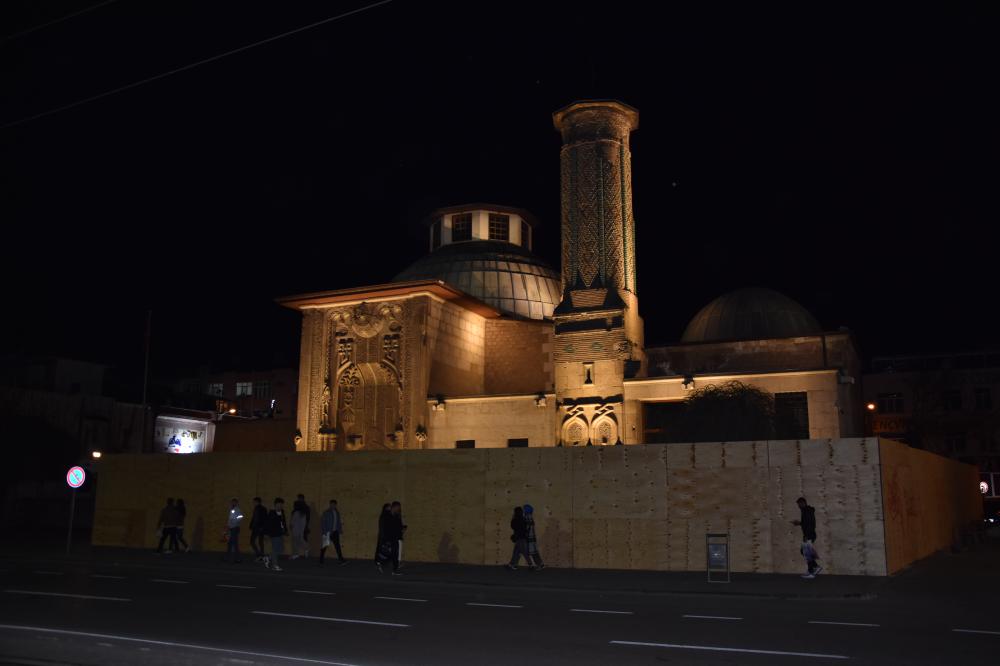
[
  {"xmin": 174, "ymin": 367, "xmax": 297, "ymax": 420},
  {"xmin": 0, "ymin": 356, "xmax": 107, "ymax": 396},
  {"xmin": 863, "ymin": 351, "xmax": 1000, "ymax": 503}
]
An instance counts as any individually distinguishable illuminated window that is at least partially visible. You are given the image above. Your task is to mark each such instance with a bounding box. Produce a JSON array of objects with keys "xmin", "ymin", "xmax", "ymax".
[
  {"xmin": 207, "ymin": 383, "xmax": 224, "ymax": 397},
  {"xmin": 456, "ymin": 439, "xmax": 475, "ymax": 449},
  {"xmin": 521, "ymin": 220, "xmax": 530, "ymax": 249},
  {"xmin": 877, "ymin": 392, "xmax": 904, "ymax": 414},
  {"xmin": 253, "ymin": 381, "xmax": 271, "ymax": 399},
  {"xmin": 236, "ymin": 382, "xmax": 253, "ymax": 396},
  {"xmin": 488, "ymin": 214, "xmax": 509, "ymax": 241},
  {"xmin": 431, "ymin": 218, "xmax": 441, "ymax": 249},
  {"xmin": 975, "ymin": 387, "xmax": 992, "ymax": 411},
  {"xmin": 451, "ymin": 213, "xmax": 472, "ymax": 242}
]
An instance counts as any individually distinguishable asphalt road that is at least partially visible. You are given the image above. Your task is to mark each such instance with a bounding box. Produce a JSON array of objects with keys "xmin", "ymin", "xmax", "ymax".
[{"xmin": 0, "ymin": 555, "xmax": 997, "ymax": 665}]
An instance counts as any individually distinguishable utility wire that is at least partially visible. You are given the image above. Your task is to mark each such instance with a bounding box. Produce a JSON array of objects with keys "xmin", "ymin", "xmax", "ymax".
[
  {"xmin": 1, "ymin": 0, "xmax": 120, "ymax": 44},
  {"xmin": 1, "ymin": 0, "xmax": 394, "ymax": 131}
]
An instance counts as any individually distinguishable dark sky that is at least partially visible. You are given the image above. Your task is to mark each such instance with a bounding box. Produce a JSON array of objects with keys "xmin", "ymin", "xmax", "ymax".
[{"xmin": 2, "ymin": 1, "xmax": 998, "ymax": 400}]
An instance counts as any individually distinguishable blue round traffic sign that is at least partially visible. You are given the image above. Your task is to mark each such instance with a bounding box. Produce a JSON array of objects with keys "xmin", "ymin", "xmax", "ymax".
[{"xmin": 66, "ymin": 466, "xmax": 86, "ymax": 489}]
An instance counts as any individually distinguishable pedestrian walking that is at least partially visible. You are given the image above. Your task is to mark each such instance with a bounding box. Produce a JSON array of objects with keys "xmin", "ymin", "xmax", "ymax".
[
  {"xmin": 155, "ymin": 498, "xmax": 179, "ymax": 554},
  {"xmin": 249, "ymin": 497, "xmax": 267, "ymax": 562},
  {"xmin": 792, "ymin": 496, "xmax": 822, "ymax": 578},
  {"xmin": 223, "ymin": 498, "xmax": 244, "ymax": 563},
  {"xmin": 374, "ymin": 503, "xmax": 390, "ymax": 566},
  {"xmin": 290, "ymin": 494, "xmax": 311, "ymax": 560},
  {"xmin": 263, "ymin": 497, "xmax": 288, "ymax": 571},
  {"xmin": 506, "ymin": 506, "xmax": 529, "ymax": 570},
  {"xmin": 376, "ymin": 501, "xmax": 406, "ymax": 576},
  {"xmin": 174, "ymin": 499, "xmax": 190, "ymax": 553},
  {"xmin": 523, "ymin": 504, "xmax": 545, "ymax": 570},
  {"xmin": 320, "ymin": 500, "xmax": 346, "ymax": 565}
]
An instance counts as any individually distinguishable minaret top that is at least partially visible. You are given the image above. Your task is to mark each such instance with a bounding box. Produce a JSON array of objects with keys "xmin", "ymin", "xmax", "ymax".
[{"xmin": 552, "ymin": 100, "xmax": 639, "ymax": 145}]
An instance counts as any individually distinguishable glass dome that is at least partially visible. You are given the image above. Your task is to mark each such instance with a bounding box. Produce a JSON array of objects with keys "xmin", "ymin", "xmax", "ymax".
[{"xmin": 394, "ymin": 240, "xmax": 561, "ymax": 320}]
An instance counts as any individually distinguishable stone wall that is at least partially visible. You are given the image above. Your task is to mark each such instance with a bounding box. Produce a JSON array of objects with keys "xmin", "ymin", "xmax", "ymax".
[
  {"xmin": 483, "ymin": 319, "xmax": 553, "ymax": 395},
  {"xmin": 426, "ymin": 300, "xmax": 486, "ymax": 397},
  {"xmin": 426, "ymin": 395, "xmax": 556, "ymax": 449},
  {"xmin": 92, "ymin": 438, "xmax": 977, "ymax": 575}
]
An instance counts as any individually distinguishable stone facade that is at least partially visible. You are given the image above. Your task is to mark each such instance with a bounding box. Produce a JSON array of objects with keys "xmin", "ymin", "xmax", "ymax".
[{"xmin": 484, "ymin": 319, "xmax": 553, "ymax": 395}]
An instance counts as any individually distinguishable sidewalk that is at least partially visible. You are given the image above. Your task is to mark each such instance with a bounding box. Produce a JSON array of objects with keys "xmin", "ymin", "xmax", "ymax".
[{"xmin": 3, "ymin": 542, "xmax": 887, "ymax": 600}]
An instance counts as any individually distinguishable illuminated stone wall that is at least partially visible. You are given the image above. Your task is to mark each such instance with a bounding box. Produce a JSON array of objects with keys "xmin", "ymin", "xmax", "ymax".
[
  {"xmin": 92, "ymin": 438, "xmax": 974, "ymax": 575},
  {"xmin": 483, "ymin": 319, "xmax": 554, "ymax": 395},
  {"xmin": 426, "ymin": 395, "xmax": 557, "ymax": 449}
]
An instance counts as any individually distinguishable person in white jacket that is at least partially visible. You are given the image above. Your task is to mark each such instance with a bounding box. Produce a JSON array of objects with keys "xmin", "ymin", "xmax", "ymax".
[{"xmin": 224, "ymin": 498, "xmax": 244, "ymax": 564}]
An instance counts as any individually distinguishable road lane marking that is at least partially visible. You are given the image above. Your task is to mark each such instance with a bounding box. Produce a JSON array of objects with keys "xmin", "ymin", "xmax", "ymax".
[
  {"xmin": 683, "ymin": 614, "xmax": 742, "ymax": 621},
  {"xmin": 374, "ymin": 596, "xmax": 426, "ymax": 603},
  {"xmin": 571, "ymin": 608, "xmax": 634, "ymax": 615},
  {"xmin": 150, "ymin": 578, "xmax": 189, "ymax": 584},
  {"xmin": 294, "ymin": 590, "xmax": 337, "ymax": 596},
  {"xmin": 0, "ymin": 624, "xmax": 360, "ymax": 665},
  {"xmin": 810, "ymin": 621, "xmax": 879, "ymax": 627},
  {"xmin": 33, "ymin": 571, "xmax": 63, "ymax": 575},
  {"xmin": 611, "ymin": 640, "xmax": 848, "ymax": 660},
  {"xmin": 5, "ymin": 590, "xmax": 131, "ymax": 602},
  {"xmin": 217, "ymin": 584, "xmax": 256, "ymax": 589},
  {"xmin": 91, "ymin": 574, "xmax": 126, "ymax": 580},
  {"xmin": 466, "ymin": 602, "xmax": 523, "ymax": 608},
  {"xmin": 252, "ymin": 611, "xmax": 408, "ymax": 628},
  {"xmin": 953, "ymin": 629, "xmax": 1000, "ymax": 636}
]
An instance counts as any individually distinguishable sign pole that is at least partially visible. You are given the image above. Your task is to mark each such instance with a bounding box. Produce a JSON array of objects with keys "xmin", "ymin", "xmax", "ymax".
[{"xmin": 66, "ymin": 488, "xmax": 77, "ymax": 555}]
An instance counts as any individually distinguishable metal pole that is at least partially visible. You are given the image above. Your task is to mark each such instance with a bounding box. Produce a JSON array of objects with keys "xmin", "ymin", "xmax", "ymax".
[{"xmin": 66, "ymin": 489, "xmax": 77, "ymax": 555}]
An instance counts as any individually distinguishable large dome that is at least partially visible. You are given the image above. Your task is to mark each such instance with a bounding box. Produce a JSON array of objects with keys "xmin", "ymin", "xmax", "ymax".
[
  {"xmin": 394, "ymin": 240, "xmax": 561, "ymax": 320},
  {"xmin": 681, "ymin": 287, "xmax": 822, "ymax": 343}
]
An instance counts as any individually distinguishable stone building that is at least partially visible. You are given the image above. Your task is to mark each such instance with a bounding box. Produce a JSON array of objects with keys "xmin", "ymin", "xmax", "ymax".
[{"xmin": 280, "ymin": 100, "xmax": 863, "ymax": 452}]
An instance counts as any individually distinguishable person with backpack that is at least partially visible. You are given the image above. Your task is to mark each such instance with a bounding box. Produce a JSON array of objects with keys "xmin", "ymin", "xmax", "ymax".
[
  {"xmin": 263, "ymin": 497, "xmax": 288, "ymax": 572},
  {"xmin": 320, "ymin": 499, "xmax": 346, "ymax": 565}
]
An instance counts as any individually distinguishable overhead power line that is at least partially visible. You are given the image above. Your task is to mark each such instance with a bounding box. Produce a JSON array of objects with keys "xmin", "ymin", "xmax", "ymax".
[
  {"xmin": 1, "ymin": 0, "xmax": 120, "ymax": 44},
  {"xmin": 1, "ymin": 0, "xmax": 394, "ymax": 131}
]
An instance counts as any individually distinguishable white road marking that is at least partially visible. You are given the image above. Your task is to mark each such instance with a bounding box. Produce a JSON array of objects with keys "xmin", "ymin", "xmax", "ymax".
[
  {"xmin": 571, "ymin": 608, "xmax": 634, "ymax": 615},
  {"xmin": 294, "ymin": 590, "xmax": 337, "ymax": 596},
  {"xmin": 217, "ymin": 584, "xmax": 256, "ymax": 589},
  {"xmin": 33, "ymin": 571, "xmax": 63, "ymax": 576},
  {"xmin": 0, "ymin": 624, "xmax": 360, "ymax": 665},
  {"xmin": 374, "ymin": 596, "xmax": 426, "ymax": 603},
  {"xmin": 97, "ymin": 642, "xmax": 113, "ymax": 647},
  {"xmin": 252, "ymin": 611, "xmax": 408, "ymax": 628},
  {"xmin": 611, "ymin": 640, "xmax": 848, "ymax": 660},
  {"xmin": 953, "ymin": 628, "xmax": 1000, "ymax": 636},
  {"xmin": 466, "ymin": 602, "xmax": 523, "ymax": 609},
  {"xmin": 91, "ymin": 574, "xmax": 126, "ymax": 580},
  {"xmin": 5, "ymin": 590, "xmax": 131, "ymax": 602},
  {"xmin": 683, "ymin": 614, "xmax": 742, "ymax": 621},
  {"xmin": 810, "ymin": 621, "xmax": 880, "ymax": 627},
  {"xmin": 150, "ymin": 578, "xmax": 189, "ymax": 584}
]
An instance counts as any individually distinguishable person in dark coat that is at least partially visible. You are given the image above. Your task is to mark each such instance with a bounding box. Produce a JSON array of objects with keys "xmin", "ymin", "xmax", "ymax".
[
  {"xmin": 792, "ymin": 496, "xmax": 822, "ymax": 578},
  {"xmin": 377, "ymin": 501, "xmax": 406, "ymax": 575},
  {"xmin": 374, "ymin": 503, "xmax": 390, "ymax": 567},
  {"xmin": 155, "ymin": 498, "xmax": 178, "ymax": 554},
  {"xmin": 506, "ymin": 506, "xmax": 528, "ymax": 570},
  {"xmin": 263, "ymin": 498, "xmax": 288, "ymax": 572},
  {"xmin": 249, "ymin": 497, "xmax": 268, "ymax": 562},
  {"xmin": 174, "ymin": 499, "xmax": 190, "ymax": 553}
]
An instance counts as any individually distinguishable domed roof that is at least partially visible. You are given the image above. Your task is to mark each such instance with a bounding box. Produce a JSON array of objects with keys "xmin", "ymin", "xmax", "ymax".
[
  {"xmin": 681, "ymin": 288, "xmax": 822, "ymax": 343},
  {"xmin": 394, "ymin": 240, "xmax": 561, "ymax": 320}
]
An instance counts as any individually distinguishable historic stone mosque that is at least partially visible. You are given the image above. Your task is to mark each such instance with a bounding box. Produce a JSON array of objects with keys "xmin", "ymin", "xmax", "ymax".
[{"xmin": 280, "ymin": 100, "xmax": 864, "ymax": 453}]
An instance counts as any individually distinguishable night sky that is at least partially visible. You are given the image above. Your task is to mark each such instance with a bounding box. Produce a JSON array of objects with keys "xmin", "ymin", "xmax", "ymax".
[{"xmin": 3, "ymin": 1, "xmax": 998, "ymax": 401}]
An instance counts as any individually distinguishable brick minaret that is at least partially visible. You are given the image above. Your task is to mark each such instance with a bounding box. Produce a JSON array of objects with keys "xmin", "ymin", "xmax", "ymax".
[{"xmin": 551, "ymin": 100, "xmax": 644, "ymax": 446}]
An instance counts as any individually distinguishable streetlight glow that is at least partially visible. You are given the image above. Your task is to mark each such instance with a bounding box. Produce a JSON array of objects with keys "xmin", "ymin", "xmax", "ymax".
[
  {"xmin": 91, "ymin": 451, "xmax": 102, "ymax": 459},
  {"xmin": 866, "ymin": 403, "xmax": 876, "ymax": 411}
]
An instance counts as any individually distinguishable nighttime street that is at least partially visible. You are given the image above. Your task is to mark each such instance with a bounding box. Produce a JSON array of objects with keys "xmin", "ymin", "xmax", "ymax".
[{"xmin": 1, "ymin": 545, "xmax": 999, "ymax": 665}]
